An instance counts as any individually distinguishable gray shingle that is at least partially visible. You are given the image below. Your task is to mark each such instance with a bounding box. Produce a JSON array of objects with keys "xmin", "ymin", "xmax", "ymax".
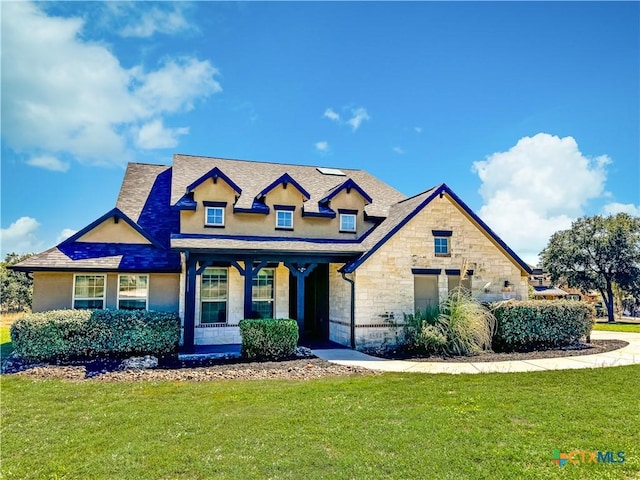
[
  {"xmin": 170, "ymin": 154, "xmax": 406, "ymax": 218},
  {"xmin": 116, "ymin": 163, "xmax": 171, "ymax": 221}
]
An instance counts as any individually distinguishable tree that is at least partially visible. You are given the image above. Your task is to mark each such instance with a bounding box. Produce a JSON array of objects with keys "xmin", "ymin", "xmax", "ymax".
[
  {"xmin": 540, "ymin": 213, "xmax": 640, "ymax": 323},
  {"xmin": 0, "ymin": 252, "xmax": 34, "ymax": 313}
]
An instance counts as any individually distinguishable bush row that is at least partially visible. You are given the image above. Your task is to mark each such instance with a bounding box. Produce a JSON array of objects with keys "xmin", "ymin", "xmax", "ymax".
[
  {"xmin": 239, "ymin": 318, "xmax": 298, "ymax": 360},
  {"xmin": 492, "ymin": 301, "xmax": 595, "ymax": 352},
  {"xmin": 10, "ymin": 309, "xmax": 180, "ymax": 362}
]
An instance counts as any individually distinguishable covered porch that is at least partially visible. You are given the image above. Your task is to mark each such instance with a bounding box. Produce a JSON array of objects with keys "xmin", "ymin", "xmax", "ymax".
[{"xmin": 179, "ymin": 249, "xmax": 358, "ymax": 353}]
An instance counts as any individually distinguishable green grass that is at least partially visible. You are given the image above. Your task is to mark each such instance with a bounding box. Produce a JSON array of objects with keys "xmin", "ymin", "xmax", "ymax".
[
  {"xmin": 2, "ymin": 367, "xmax": 639, "ymax": 479},
  {"xmin": 594, "ymin": 323, "xmax": 640, "ymax": 333},
  {"xmin": 1, "ymin": 324, "xmax": 14, "ymax": 359}
]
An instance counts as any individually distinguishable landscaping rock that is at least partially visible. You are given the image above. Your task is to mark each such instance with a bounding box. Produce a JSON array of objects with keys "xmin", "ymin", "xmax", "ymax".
[
  {"xmin": 119, "ymin": 355, "xmax": 158, "ymax": 370},
  {"xmin": 295, "ymin": 346, "xmax": 314, "ymax": 358}
]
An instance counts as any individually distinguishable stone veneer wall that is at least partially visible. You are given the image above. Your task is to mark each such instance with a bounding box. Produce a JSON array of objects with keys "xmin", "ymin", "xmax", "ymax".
[
  {"xmin": 353, "ymin": 194, "xmax": 529, "ymax": 349},
  {"xmin": 194, "ymin": 263, "xmax": 290, "ymax": 345},
  {"xmin": 328, "ymin": 263, "xmax": 352, "ymax": 346}
]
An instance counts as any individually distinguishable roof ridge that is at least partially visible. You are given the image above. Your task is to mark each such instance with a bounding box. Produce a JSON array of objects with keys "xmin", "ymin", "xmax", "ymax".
[
  {"xmin": 126, "ymin": 161, "xmax": 171, "ymax": 168},
  {"xmin": 396, "ymin": 184, "xmax": 441, "ymax": 204},
  {"xmin": 173, "ymin": 153, "xmax": 363, "ymax": 172}
]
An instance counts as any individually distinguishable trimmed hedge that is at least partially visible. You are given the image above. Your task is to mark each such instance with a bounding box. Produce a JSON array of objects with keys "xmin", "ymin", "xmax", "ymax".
[
  {"xmin": 239, "ymin": 318, "xmax": 298, "ymax": 360},
  {"xmin": 10, "ymin": 309, "xmax": 180, "ymax": 362},
  {"xmin": 492, "ymin": 301, "xmax": 595, "ymax": 352}
]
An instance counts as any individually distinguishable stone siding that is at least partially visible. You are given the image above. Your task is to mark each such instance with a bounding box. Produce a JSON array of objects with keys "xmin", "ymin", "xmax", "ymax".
[
  {"xmin": 328, "ymin": 263, "xmax": 352, "ymax": 346},
  {"xmin": 353, "ymin": 194, "xmax": 529, "ymax": 348}
]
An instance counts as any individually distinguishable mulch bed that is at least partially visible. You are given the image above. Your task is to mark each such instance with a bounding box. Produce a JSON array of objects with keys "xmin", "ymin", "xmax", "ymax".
[
  {"xmin": 2, "ymin": 340, "xmax": 630, "ymax": 381},
  {"xmin": 4, "ymin": 357, "xmax": 377, "ymax": 382},
  {"xmin": 368, "ymin": 339, "xmax": 628, "ymax": 363}
]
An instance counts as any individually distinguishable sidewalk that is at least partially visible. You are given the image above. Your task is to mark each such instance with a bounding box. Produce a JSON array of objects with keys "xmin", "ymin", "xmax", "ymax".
[{"xmin": 312, "ymin": 330, "xmax": 640, "ymax": 374}]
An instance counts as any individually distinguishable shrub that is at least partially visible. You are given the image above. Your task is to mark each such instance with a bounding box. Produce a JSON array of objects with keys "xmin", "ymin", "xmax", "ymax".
[
  {"xmin": 401, "ymin": 306, "xmax": 440, "ymax": 353},
  {"xmin": 492, "ymin": 301, "xmax": 595, "ymax": 352},
  {"xmin": 10, "ymin": 309, "xmax": 180, "ymax": 362},
  {"xmin": 437, "ymin": 288, "xmax": 496, "ymax": 356},
  {"xmin": 239, "ymin": 318, "xmax": 298, "ymax": 360},
  {"xmin": 402, "ymin": 291, "xmax": 496, "ymax": 357},
  {"xmin": 420, "ymin": 325, "xmax": 447, "ymax": 353}
]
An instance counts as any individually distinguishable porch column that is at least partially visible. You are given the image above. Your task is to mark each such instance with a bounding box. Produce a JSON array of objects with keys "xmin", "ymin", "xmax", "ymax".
[
  {"xmin": 285, "ymin": 263, "xmax": 317, "ymax": 338},
  {"xmin": 230, "ymin": 259, "xmax": 267, "ymax": 319},
  {"xmin": 183, "ymin": 255, "xmax": 197, "ymax": 353}
]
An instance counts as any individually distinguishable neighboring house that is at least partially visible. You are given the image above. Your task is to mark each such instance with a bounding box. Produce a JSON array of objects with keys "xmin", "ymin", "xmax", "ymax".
[
  {"xmin": 13, "ymin": 154, "xmax": 531, "ymax": 351},
  {"xmin": 528, "ymin": 268, "xmax": 599, "ymax": 302}
]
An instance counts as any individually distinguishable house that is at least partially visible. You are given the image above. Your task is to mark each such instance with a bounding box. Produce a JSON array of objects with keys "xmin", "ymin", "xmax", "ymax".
[
  {"xmin": 528, "ymin": 268, "xmax": 599, "ymax": 302},
  {"xmin": 13, "ymin": 154, "xmax": 532, "ymax": 351}
]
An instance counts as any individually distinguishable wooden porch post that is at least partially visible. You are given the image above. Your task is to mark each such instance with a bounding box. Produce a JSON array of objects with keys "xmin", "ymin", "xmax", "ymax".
[
  {"xmin": 285, "ymin": 263, "xmax": 317, "ymax": 340},
  {"xmin": 230, "ymin": 259, "xmax": 267, "ymax": 320},
  {"xmin": 183, "ymin": 254, "xmax": 197, "ymax": 353}
]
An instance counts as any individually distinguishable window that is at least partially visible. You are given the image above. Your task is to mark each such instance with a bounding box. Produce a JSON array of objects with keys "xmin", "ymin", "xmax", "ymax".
[
  {"xmin": 118, "ymin": 275, "xmax": 148, "ymax": 310},
  {"xmin": 201, "ymin": 268, "xmax": 228, "ymax": 324},
  {"xmin": 252, "ymin": 268, "xmax": 275, "ymax": 318},
  {"xmin": 434, "ymin": 237, "xmax": 449, "ymax": 256},
  {"xmin": 205, "ymin": 206, "xmax": 224, "ymax": 227},
  {"xmin": 73, "ymin": 275, "xmax": 106, "ymax": 309},
  {"xmin": 414, "ymin": 274, "xmax": 439, "ymax": 313},
  {"xmin": 340, "ymin": 213, "xmax": 356, "ymax": 232},
  {"xmin": 276, "ymin": 210, "xmax": 293, "ymax": 229}
]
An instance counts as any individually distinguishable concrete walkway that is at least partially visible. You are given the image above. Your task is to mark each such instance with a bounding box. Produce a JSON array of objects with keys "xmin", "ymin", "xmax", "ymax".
[{"xmin": 312, "ymin": 330, "xmax": 640, "ymax": 374}]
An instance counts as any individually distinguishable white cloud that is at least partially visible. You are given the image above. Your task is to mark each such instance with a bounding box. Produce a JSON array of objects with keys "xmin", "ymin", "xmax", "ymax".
[
  {"xmin": 56, "ymin": 228, "xmax": 77, "ymax": 244},
  {"xmin": 119, "ymin": 5, "xmax": 191, "ymax": 38},
  {"xmin": 347, "ymin": 107, "xmax": 370, "ymax": 131},
  {"xmin": 602, "ymin": 202, "xmax": 640, "ymax": 216},
  {"xmin": 472, "ymin": 133, "xmax": 610, "ymax": 264},
  {"xmin": 136, "ymin": 119, "xmax": 189, "ymax": 149},
  {"xmin": 324, "ymin": 106, "xmax": 370, "ymax": 131},
  {"xmin": 1, "ymin": 2, "xmax": 221, "ymax": 166},
  {"xmin": 1, "ymin": 217, "xmax": 43, "ymax": 256},
  {"xmin": 393, "ymin": 146, "xmax": 405, "ymax": 155},
  {"xmin": 324, "ymin": 108, "xmax": 340, "ymax": 122},
  {"xmin": 26, "ymin": 155, "xmax": 70, "ymax": 172},
  {"xmin": 414, "ymin": 127, "xmax": 422, "ymax": 134},
  {"xmin": 315, "ymin": 141, "xmax": 330, "ymax": 153}
]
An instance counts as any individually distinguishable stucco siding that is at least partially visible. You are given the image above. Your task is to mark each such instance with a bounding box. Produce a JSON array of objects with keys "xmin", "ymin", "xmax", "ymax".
[
  {"xmin": 181, "ymin": 181, "xmax": 374, "ymax": 239},
  {"xmin": 149, "ymin": 274, "xmax": 180, "ymax": 312},
  {"xmin": 32, "ymin": 273, "xmax": 74, "ymax": 312},
  {"xmin": 76, "ymin": 217, "xmax": 151, "ymax": 244}
]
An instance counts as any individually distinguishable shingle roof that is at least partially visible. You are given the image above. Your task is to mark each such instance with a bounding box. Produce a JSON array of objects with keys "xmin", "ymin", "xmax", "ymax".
[
  {"xmin": 170, "ymin": 236, "xmax": 365, "ymax": 254},
  {"xmin": 12, "ymin": 244, "xmax": 181, "ymax": 272},
  {"xmin": 170, "ymin": 154, "xmax": 406, "ymax": 218},
  {"xmin": 14, "ymin": 157, "xmax": 531, "ymax": 276},
  {"xmin": 116, "ymin": 163, "xmax": 171, "ymax": 221},
  {"xmin": 15, "ymin": 164, "xmax": 181, "ymax": 273}
]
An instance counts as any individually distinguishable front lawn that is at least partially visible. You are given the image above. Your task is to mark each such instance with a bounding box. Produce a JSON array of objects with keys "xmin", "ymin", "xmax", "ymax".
[
  {"xmin": 2, "ymin": 367, "xmax": 639, "ymax": 479},
  {"xmin": 1, "ymin": 324, "xmax": 13, "ymax": 359},
  {"xmin": 594, "ymin": 323, "xmax": 640, "ymax": 333}
]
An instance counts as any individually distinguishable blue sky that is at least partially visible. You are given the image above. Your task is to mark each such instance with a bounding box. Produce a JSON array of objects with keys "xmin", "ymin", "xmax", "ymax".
[{"xmin": 1, "ymin": 1, "xmax": 639, "ymax": 264}]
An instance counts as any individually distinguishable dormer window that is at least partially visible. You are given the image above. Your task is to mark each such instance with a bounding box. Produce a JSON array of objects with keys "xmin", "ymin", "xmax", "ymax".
[
  {"xmin": 339, "ymin": 209, "xmax": 357, "ymax": 233},
  {"xmin": 275, "ymin": 205, "xmax": 295, "ymax": 230},
  {"xmin": 204, "ymin": 201, "xmax": 227, "ymax": 228}
]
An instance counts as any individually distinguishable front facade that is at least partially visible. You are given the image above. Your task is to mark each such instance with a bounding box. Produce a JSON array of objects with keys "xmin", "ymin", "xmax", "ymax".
[{"xmin": 15, "ymin": 154, "xmax": 531, "ymax": 351}]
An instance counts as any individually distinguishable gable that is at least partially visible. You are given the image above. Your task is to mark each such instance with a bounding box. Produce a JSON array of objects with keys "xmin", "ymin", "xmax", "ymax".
[
  {"xmin": 344, "ymin": 184, "xmax": 531, "ymax": 274},
  {"xmin": 60, "ymin": 208, "xmax": 163, "ymax": 248},
  {"xmin": 76, "ymin": 217, "xmax": 152, "ymax": 244}
]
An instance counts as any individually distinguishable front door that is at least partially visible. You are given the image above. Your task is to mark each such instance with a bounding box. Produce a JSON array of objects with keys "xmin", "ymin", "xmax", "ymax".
[{"xmin": 289, "ymin": 263, "xmax": 329, "ymax": 341}]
